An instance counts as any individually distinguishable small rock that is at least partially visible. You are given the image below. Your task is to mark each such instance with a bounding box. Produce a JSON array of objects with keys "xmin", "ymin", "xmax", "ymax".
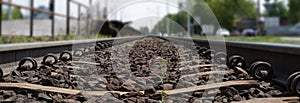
[
  {"xmin": 111, "ymin": 78, "xmax": 122, "ymax": 86},
  {"xmin": 193, "ymin": 91, "xmax": 204, "ymax": 97},
  {"xmin": 267, "ymin": 90, "xmax": 282, "ymax": 96},
  {"xmin": 15, "ymin": 97, "xmax": 27, "ymax": 103},
  {"xmin": 144, "ymin": 87, "xmax": 156, "ymax": 95},
  {"xmin": 232, "ymin": 95, "xmax": 242, "ymax": 101},
  {"xmin": 62, "ymin": 99, "xmax": 80, "ymax": 103},
  {"xmin": 3, "ymin": 97, "xmax": 16, "ymax": 102},
  {"xmin": 162, "ymin": 84, "xmax": 174, "ymax": 90},
  {"xmin": 119, "ymin": 86, "xmax": 136, "ymax": 91},
  {"xmin": 38, "ymin": 93, "xmax": 52, "ymax": 101}
]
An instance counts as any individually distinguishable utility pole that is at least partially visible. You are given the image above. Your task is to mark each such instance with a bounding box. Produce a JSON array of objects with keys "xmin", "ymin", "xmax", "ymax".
[
  {"xmin": 166, "ymin": 0, "xmax": 170, "ymax": 35},
  {"xmin": 187, "ymin": 0, "xmax": 191, "ymax": 35},
  {"xmin": 0, "ymin": 0, "xmax": 2, "ymax": 36},
  {"xmin": 157, "ymin": 6, "xmax": 160, "ymax": 34},
  {"xmin": 29, "ymin": 0, "xmax": 34, "ymax": 37},
  {"xmin": 103, "ymin": 0, "xmax": 108, "ymax": 19},
  {"xmin": 66, "ymin": 0, "xmax": 70, "ymax": 35},
  {"xmin": 256, "ymin": 0, "xmax": 261, "ymax": 35},
  {"xmin": 257, "ymin": 0, "xmax": 261, "ymax": 20},
  {"xmin": 264, "ymin": 0, "xmax": 271, "ymax": 16},
  {"xmin": 49, "ymin": 0, "xmax": 55, "ymax": 39},
  {"xmin": 7, "ymin": 0, "xmax": 12, "ymax": 20}
]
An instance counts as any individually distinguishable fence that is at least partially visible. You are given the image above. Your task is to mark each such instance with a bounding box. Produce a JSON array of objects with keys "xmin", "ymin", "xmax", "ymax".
[{"xmin": 0, "ymin": 0, "xmax": 91, "ymax": 37}]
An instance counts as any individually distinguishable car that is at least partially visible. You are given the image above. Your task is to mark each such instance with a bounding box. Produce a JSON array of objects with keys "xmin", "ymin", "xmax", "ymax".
[
  {"xmin": 216, "ymin": 29, "xmax": 230, "ymax": 36},
  {"xmin": 231, "ymin": 29, "xmax": 241, "ymax": 36},
  {"xmin": 289, "ymin": 23, "xmax": 300, "ymax": 35},
  {"xmin": 242, "ymin": 29, "xmax": 256, "ymax": 36}
]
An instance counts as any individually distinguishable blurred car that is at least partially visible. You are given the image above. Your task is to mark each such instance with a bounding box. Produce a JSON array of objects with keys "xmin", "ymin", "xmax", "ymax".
[
  {"xmin": 242, "ymin": 29, "xmax": 256, "ymax": 36},
  {"xmin": 216, "ymin": 29, "xmax": 230, "ymax": 36},
  {"xmin": 231, "ymin": 29, "xmax": 241, "ymax": 36},
  {"xmin": 289, "ymin": 23, "xmax": 300, "ymax": 35},
  {"xmin": 163, "ymin": 33, "xmax": 169, "ymax": 37}
]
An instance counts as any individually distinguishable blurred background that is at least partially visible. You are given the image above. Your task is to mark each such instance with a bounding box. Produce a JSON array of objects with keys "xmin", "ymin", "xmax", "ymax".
[{"xmin": 1, "ymin": 0, "xmax": 300, "ymax": 44}]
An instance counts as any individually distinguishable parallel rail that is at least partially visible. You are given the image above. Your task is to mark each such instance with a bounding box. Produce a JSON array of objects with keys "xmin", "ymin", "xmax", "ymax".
[
  {"xmin": 0, "ymin": 37, "xmax": 139, "ymax": 64},
  {"xmin": 0, "ymin": 36, "xmax": 300, "ymax": 102},
  {"xmin": 178, "ymin": 38, "xmax": 300, "ymax": 83},
  {"xmin": 0, "ymin": 36, "xmax": 299, "ymax": 90}
]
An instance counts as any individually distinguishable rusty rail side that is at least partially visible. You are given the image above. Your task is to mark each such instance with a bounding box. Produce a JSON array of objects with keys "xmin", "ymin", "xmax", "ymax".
[
  {"xmin": 0, "ymin": 37, "xmax": 140, "ymax": 64},
  {"xmin": 168, "ymin": 37, "xmax": 300, "ymax": 86}
]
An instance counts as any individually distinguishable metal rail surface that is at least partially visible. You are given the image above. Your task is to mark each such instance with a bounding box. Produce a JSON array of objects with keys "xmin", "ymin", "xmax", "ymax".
[
  {"xmin": 0, "ymin": 36, "xmax": 300, "ymax": 102},
  {"xmin": 168, "ymin": 37, "xmax": 300, "ymax": 85},
  {"xmin": 1, "ymin": 36, "xmax": 299, "ymax": 82},
  {"xmin": 0, "ymin": 37, "xmax": 139, "ymax": 64}
]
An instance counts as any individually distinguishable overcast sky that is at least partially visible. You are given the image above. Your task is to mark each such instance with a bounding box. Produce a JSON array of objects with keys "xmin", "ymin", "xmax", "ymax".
[
  {"xmin": 2, "ymin": 0, "xmax": 181, "ymax": 29},
  {"xmin": 2, "ymin": 0, "xmax": 289, "ymax": 29},
  {"xmin": 2, "ymin": 0, "xmax": 180, "ymax": 20},
  {"xmin": 2, "ymin": 0, "xmax": 90, "ymax": 18}
]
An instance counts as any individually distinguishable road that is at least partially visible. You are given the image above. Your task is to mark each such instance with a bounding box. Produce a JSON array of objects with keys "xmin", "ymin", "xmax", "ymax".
[{"xmin": 2, "ymin": 19, "xmax": 80, "ymax": 36}]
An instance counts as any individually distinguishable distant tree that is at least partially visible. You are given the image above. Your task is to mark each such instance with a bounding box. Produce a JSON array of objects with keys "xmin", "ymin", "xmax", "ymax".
[
  {"xmin": 151, "ymin": 11, "xmax": 188, "ymax": 34},
  {"xmin": 203, "ymin": 0, "xmax": 256, "ymax": 30},
  {"xmin": 139, "ymin": 26, "xmax": 150, "ymax": 35},
  {"xmin": 289, "ymin": 0, "xmax": 300, "ymax": 24},
  {"xmin": 11, "ymin": 7, "xmax": 23, "ymax": 20},
  {"xmin": 268, "ymin": 1, "xmax": 288, "ymax": 17},
  {"xmin": 2, "ymin": 11, "xmax": 8, "ymax": 20},
  {"xmin": 152, "ymin": 0, "xmax": 256, "ymax": 33}
]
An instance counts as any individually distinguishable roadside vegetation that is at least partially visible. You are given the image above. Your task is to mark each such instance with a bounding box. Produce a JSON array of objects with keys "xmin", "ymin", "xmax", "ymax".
[
  {"xmin": 192, "ymin": 35, "xmax": 300, "ymax": 45},
  {"xmin": 2, "ymin": 35, "xmax": 300, "ymax": 45},
  {"xmin": 0, "ymin": 35, "xmax": 111, "ymax": 44}
]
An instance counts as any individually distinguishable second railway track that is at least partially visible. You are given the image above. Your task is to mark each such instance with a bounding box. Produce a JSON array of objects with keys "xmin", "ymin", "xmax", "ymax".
[{"xmin": 0, "ymin": 36, "xmax": 299, "ymax": 102}]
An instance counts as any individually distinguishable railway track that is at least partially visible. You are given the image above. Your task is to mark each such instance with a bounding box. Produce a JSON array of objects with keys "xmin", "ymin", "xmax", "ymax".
[{"xmin": 0, "ymin": 36, "xmax": 299, "ymax": 102}]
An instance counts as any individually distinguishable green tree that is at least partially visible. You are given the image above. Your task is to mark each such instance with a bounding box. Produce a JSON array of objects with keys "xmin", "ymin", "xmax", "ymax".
[
  {"xmin": 268, "ymin": 1, "xmax": 288, "ymax": 17},
  {"xmin": 139, "ymin": 26, "xmax": 150, "ymax": 35},
  {"xmin": 151, "ymin": 11, "xmax": 188, "ymax": 34},
  {"xmin": 152, "ymin": 0, "xmax": 256, "ymax": 33},
  {"xmin": 289, "ymin": 0, "xmax": 300, "ymax": 24},
  {"xmin": 11, "ymin": 7, "xmax": 23, "ymax": 20},
  {"xmin": 2, "ymin": 11, "xmax": 8, "ymax": 20},
  {"xmin": 203, "ymin": 0, "xmax": 256, "ymax": 30}
]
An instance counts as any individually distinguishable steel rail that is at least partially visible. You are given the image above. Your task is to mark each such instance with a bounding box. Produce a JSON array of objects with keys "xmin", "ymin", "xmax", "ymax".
[
  {"xmin": 1, "ymin": 36, "xmax": 300, "ymax": 88},
  {"xmin": 168, "ymin": 37, "xmax": 300, "ymax": 87},
  {"xmin": 0, "ymin": 37, "xmax": 140, "ymax": 64}
]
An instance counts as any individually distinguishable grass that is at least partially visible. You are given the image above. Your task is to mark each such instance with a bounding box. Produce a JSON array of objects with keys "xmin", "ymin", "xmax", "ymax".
[
  {"xmin": 3, "ymin": 34, "xmax": 300, "ymax": 45},
  {"xmin": 0, "ymin": 34, "xmax": 111, "ymax": 44},
  {"xmin": 156, "ymin": 56, "xmax": 168, "ymax": 103},
  {"xmin": 191, "ymin": 35, "xmax": 300, "ymax": 45}
]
